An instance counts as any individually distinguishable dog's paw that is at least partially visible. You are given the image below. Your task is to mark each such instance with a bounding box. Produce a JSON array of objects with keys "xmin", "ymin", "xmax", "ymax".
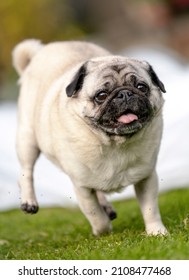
[
  {"xmin": 93, "ymin": 224, "xmax": 112, "ymax": 236},
  {"xmin": 21, "ymin": 203, "xmax": 39, "ymax": 214},
  {"xmin": 146, "ymin": 222, "xmax": 168, "ymax": 236},
  {"xmin": 92, "ymin": 218, "xmax": 112, "ymax": 236},
  {"xmin": 103, "ymin": 205, "xmax": 117, "ymax": 220}
]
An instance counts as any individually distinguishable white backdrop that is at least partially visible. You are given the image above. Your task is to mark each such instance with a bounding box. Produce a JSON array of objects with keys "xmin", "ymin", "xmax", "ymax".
[{"xmin": 0, "ymin": 47, "xmax": 189, "ymax": 210}]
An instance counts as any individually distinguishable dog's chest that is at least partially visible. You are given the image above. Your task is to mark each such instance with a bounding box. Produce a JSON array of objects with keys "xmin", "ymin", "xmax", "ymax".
[{"xmin": 75, "ymin": 142, "xmax": 153, "ymax": 191}]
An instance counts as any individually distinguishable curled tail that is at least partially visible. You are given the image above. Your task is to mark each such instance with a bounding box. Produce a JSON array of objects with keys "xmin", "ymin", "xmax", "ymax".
[{"xmin": 12, "ymin": 39, "xmax": 43, "ymax": 76}]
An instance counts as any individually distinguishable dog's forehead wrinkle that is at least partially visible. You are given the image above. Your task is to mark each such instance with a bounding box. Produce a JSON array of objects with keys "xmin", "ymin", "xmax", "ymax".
[
  {"xmin": 96, "ymin": 62, "xmax": 136, "ymax": 80},
  {"xmin": 110, "ymin": 64, "xmax": 127, "ymax": 73},
  {"xmin": 99, "ymin": 71, "xmax": 145, "ymax": 91}
]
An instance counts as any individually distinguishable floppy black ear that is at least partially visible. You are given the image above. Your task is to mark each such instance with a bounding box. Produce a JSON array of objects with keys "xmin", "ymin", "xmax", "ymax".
[
  {"xmin": 66, "ymin": 63, "xmax": 87, "ymax": 97},
  {"xmin": 148, "ymin": 65, "xmax": 166, "ymax": 93}
]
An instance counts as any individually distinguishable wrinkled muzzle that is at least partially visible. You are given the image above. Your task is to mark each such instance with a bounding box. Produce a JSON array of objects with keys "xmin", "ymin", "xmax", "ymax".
[{"xmin": 95, "ymin": 86, "xmax": 153, "ymax": 135}]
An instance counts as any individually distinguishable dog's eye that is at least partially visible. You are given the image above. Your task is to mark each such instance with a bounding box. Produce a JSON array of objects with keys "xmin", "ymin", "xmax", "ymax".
[
  {"xmin": 95, "ymin": 91, "xmax": 108, "ymax": 103},
  {"xmin": 136, "ymin": 83, "xmax": 149, "ymax": 94}
]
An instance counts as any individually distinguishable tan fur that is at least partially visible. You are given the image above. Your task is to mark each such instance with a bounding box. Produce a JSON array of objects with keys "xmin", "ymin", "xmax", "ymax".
[{"xmin": 13, "ymin": 40, "xmax": 167, "ymax": 236}]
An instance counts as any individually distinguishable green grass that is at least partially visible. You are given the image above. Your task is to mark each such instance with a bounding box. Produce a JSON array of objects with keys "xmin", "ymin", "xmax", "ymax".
[{"xmin": 0, "ymin": 188, "xmax": 189, "ymax": 260}]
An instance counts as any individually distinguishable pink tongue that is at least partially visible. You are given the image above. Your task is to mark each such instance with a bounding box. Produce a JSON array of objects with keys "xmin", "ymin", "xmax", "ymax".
[{"xmin": 117, "ymin": 113, "xmax": 138, "ymax": 124}]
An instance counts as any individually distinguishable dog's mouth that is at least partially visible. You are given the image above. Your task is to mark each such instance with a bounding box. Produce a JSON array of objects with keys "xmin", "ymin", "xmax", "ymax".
[
  {"xmin": 117, "ymin": 111, "xmax": 138, "ymax": 124},
  {"xmin": 97, "ymin": 110, "xmax": 143, "ymax": 135},
  {"xmin": 94, "ymin": 103, "xmax": 152, "ymax": 136}
]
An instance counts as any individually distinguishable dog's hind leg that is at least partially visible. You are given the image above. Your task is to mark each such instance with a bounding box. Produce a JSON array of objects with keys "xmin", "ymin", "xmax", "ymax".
[
  {"xmin": 17, "ymin": 127, "xmax": 40, "ymax": 214},
  {"xmin": 96, "ymin": 191, "xmax": 117, "ymax": 220}
]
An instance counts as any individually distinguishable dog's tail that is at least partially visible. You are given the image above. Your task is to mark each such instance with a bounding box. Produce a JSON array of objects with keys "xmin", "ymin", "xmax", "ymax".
[{"xmin": 12, "ymin": 39, "xmax": 43, "ymax": 76}]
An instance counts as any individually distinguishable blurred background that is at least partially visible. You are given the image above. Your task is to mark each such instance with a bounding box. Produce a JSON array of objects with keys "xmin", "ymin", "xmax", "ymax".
[
  {"xmin": 1, "ymin": 0, "xmax": 189, "ymax": 100},
  {"xmin": 0, "ymin": 0, "xmax": 189, "ymax": 210}
]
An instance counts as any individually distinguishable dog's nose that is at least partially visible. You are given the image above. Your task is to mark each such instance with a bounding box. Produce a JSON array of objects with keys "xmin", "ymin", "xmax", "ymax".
[{"xmin": 116, "ymin": 90, "xmax": 133, "ymax": 101}]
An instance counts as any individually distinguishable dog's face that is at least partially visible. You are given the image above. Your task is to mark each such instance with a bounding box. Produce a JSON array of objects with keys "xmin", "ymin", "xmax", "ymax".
[{"xmin": 66, "ymin": 56, "xmax": 165, "ymax": 136}]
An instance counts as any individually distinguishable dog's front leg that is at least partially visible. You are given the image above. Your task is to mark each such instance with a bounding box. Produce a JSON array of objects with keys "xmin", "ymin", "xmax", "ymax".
[
  {"xmin": 134, "ymin": 170, "xmax": 167, "ymax": 235},
  {"xmin": 17, "ymin": 128, "xmax": 40, "ymax": 214},
  {"xmin": 74, "ymin": 186, "xmax": 112, "ymax": 236}
]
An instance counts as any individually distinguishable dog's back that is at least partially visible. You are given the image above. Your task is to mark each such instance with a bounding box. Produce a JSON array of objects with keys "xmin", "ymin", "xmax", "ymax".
[{"xmin": 13, "ymin": 39, "xmax": 109, "ymax": 82}]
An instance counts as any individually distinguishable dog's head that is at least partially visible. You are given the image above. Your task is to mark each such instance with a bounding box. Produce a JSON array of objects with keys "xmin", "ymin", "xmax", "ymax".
[{"xmin": 66, "ymin": 56, "xmax": 165, "ymax": 136}]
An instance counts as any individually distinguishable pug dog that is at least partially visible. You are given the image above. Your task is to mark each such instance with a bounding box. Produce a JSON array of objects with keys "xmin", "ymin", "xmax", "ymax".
[{"xmin": 12, "ymin": 39, "xmax": 167, "ymax": 236}]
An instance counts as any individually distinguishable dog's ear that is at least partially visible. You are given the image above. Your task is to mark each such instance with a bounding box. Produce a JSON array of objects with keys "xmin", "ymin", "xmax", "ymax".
[
  {"xmin": 147, "ymin": 64, "xmax": 166, "ymax": 93},
  {"xmin": 66, "ymin": 63, "xmax": 87, "ymax": 97}
]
